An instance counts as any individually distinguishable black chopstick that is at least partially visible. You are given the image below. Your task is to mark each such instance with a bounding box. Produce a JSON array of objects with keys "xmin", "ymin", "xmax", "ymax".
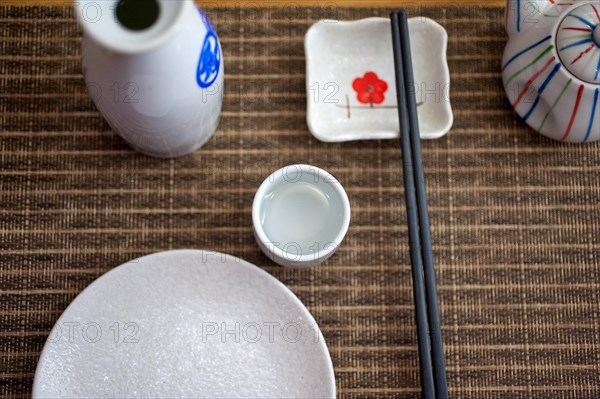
[
  {"xmin": 390, "ymin": 11, "xmax": 435, "ymax": 399},
  {"xmin": 391, "ymin": 10, "xmax": 448, "ymax": 399},
  {"xmin": 396, "ymin": 11, "xmax": 449, "ymax": 399}
]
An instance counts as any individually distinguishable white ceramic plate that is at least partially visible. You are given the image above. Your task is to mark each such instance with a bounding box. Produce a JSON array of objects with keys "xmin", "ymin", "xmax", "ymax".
[
  {"xmin": 305, "ymin": 17, "xmax": 453, "ymax": 142},
  {"xmin": 33, "ymin": 250, "xmax": 335, "ymax": 398}
]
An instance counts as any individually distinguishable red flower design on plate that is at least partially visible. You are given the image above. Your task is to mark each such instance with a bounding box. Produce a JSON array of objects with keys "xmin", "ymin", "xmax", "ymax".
[{"xmin": 352, "ymin": 71, "xmax": 388, "ymax": 105}]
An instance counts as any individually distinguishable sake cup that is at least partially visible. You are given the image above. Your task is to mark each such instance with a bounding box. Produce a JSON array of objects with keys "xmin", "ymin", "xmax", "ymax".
[{"xmin": 252, "ymin": 164, "xmax": 351, "ymax": 268}]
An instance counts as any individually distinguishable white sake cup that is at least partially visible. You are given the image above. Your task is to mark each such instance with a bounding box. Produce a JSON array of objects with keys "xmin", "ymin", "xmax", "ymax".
[{"xmin": 252, "ymin": 164, "xmax": 351, "ymax": 268}]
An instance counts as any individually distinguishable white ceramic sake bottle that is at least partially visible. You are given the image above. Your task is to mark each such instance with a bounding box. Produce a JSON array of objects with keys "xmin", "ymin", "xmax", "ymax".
[{"xmin": 76, "ymin": 0, "xmax": 224, "ymax": 158}]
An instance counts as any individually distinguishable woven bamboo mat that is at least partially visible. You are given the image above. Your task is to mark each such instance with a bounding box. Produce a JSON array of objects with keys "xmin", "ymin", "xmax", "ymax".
[{"xmin": 1, "ymin": 5, "xmax": 600, "ymax": 399}]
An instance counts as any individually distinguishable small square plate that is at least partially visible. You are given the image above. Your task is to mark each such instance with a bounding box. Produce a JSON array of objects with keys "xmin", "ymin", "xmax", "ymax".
[{"xmin": 305, "ymin": 17, "xmax": 453, "ymax": 142}]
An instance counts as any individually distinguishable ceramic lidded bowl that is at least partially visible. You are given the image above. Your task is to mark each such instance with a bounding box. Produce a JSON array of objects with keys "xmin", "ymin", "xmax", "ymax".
[{"xmin": 503, "ymin": 0, "xmax": 600, "ymax": 143}]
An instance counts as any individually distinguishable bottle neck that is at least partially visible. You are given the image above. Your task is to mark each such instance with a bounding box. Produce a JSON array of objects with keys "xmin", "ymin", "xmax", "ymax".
[{"xmin": 76, "ymin": 0, "xmax": 192, "ymax": 54}]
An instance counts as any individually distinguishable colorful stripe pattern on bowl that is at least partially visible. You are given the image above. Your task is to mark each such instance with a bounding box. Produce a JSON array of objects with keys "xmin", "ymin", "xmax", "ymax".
[
  {"xmin": 556, "ymin": 3, "xmax": 600, "ymax": 84},
  {"xmin": 503, "ymin": 0, "xmax": 600, "ymax": 143}
]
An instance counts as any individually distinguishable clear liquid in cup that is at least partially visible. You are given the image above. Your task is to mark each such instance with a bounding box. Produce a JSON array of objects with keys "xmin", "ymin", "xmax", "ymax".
[{"xmin": 260, "ymin": 179, "xmax": 344, "ymax": 256}]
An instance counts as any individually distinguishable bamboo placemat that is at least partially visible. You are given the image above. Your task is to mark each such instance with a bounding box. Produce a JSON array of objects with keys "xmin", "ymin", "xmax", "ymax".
[{"xmin": 1, "ymin": 5, "xmax": 600, "ymax": 399}]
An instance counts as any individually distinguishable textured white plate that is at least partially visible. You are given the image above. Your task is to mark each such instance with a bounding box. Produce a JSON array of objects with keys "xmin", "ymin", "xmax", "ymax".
[
  {"xmin": 33, "ymin": 250, "xmax": 335, "ymax": 398},
  {"xmin": 305, "ymin": 17, "xmax": 453, "ymax": 142}
]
